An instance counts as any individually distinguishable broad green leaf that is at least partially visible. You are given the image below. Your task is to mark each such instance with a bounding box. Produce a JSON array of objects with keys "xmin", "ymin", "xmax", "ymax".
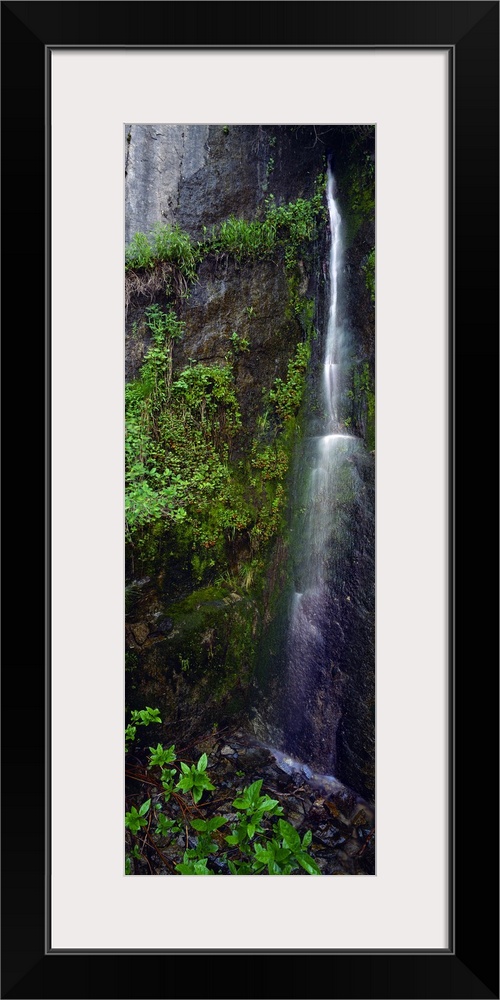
[
  {"xmin": 193, "ymin": 859, "xmax": 213, "ymax": 875},
  {"xmin": 197, "ymin": 774, "xmax": 215, "ymax": 791},
  {"xmin": 197, "ymin": 752, "xmax": 208, "ymax": 772},
  {"xmin": 234, "ymin": 862, "xmax": 253, "ymax": 874},
  {"xmin": 246, "ymin": 779, "xmax": 263, "ymax": 800},
  {"xmin": 225, "ymin": 834, "xmax": 239, "ymax": 846},
  {"xmin": 275, "ymin": 847, "xmax": 292, "ymax": 863},
  {"xmin": 253, "ymin": 841, "xmax": 266, "ymax": 855},
  {"xmin": 253, "ymin": 848, "xmax": 271, "ymax": 863},
  {"xmin": 301, "ymin": 829, "xmax": 312, "ymax": 848},
  {"xmin": 247, "ymin": 823, "xmax": 255, "ymax": 839},
  {"xmin": 192, "ymin": 786, "xmax": 203, "ymax": 804},
  {"xmin": 176, "ymin": 776, "xmax": 193, "ymax": 791},
  {"xmin": 232, "ymin": 796, "xmax": 250, "ymax": 810},
  {"xmin": 190, "ymin": 818, "xmax": 207, "ymax": 832},
  {"xmin": 180, "ymin": 761, "xmax": 191, "ymax": 774},
  {"xmin": 207, "ymin": 816, "xmax": 226, "ymax": 832},
  {"xmin": 251, "ymin": 858, "xmax": 266, "ymax": 871},
  {"xmin": 278, "ymin": 819, "xmax": 301, "ymax": 852},
  {"xmin": 296, "ymin": 852, "xmax": 321, "ymax": 875},
  {"xmin": 138, "ymin": 798, "xmax": 151, "ymax": 817},
  {"xmin": 259, "ymin": 796, "xmax": 279, "ymax": 812}
]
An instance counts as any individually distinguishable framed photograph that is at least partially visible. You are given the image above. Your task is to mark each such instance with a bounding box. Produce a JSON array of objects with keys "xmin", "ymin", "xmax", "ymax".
[{"xmin": 2, "ymin": 2, "xmax": 498, "ymax": 998}]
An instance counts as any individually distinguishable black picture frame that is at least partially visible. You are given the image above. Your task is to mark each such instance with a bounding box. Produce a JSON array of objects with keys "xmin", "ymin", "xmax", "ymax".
[{"xmin": 1, "ymin": 2, "xmax": 498, "ymax": 998}]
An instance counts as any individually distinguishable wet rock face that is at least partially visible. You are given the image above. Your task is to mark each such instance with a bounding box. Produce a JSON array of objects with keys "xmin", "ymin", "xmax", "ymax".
[
  {"xmin": 174, "ymin": 257, "xmax": 305, "ymax": 445},
  {"xmin": 125, "ymin": 253, "xmax": 307, "ymax": 446},
  {"xmin": 125, "ymin": 123, "xmax": 325, "ymax": 427},
  {"xmin": 126, "ymin": 579, "xmax": 259, "ymax": 737},
  {"xmin": 125, "ymin": 124, "xmax": 210, "ymax": 244},
  {"xmin": 125, "ymin": 123, "xmax": 325, "ymax": 244},
  {"xmin": 343, "ymin": 216, "xmax": 375, "ymax": 361}
]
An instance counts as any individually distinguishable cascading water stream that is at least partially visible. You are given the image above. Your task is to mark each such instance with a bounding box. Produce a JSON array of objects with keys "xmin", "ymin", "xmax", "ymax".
[
  {"xmin": 279, "ymin": 163, "xmax": 366, "ymax": 776},
  {"xmin": 324, "ymin": 169, "xmax": 342, "ymax": 428},
  {"xmin": 250, "ymin": 160, "xmax": 374, "ymax": 802}
]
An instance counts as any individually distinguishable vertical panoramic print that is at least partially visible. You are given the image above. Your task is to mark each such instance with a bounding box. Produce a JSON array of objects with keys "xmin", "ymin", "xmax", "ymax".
[{"xmin": 125, "ymin": 125, "xmax": 375, "ymax": 875}]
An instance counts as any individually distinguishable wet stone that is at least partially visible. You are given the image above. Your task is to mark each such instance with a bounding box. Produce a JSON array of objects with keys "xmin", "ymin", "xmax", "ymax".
[
  {"xmin": 343, "ymin": 837, "xmax": 361, "ymax": 858},
  {"xmin": 151, "ymin": 616, "xmax": 174, "ymax": 636},
  {"xmin": 129, "ymin": 623, "xmax": 149, "ymax": 646}
]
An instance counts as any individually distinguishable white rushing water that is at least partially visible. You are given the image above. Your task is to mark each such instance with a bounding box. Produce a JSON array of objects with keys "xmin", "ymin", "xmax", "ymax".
[
  {"xmin": 283, "ymin": 163, "xmax": 363, "ymax": 772},
  {"xmin": 323, "ymin": 168, "xmax": 343, "ymax": 428}
]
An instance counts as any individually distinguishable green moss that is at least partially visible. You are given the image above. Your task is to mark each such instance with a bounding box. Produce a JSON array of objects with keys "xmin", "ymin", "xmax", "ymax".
[
  {"xmin": 363, "ymin": 248, "xmax": 375, "ymax": 304},
  {"xmin": 365, "ymin": 385, "xmax": 375, "ymax": 451},
  {"xmin": 162, "ymin": 583, "xmax": 257, "ymax": 709},
  {"xmin": 169, "ymin": 584, "xmax": 229, "ymax": 617}
]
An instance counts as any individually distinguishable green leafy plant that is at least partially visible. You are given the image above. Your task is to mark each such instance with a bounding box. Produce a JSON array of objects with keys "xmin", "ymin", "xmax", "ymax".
[
  {"xmin": 125, "ymin": 222, "xmax": 202, "ymax": 286},
  {"xmin": 155, "ymin": 812, "xmax": 181, "ymax": 838},
  {"xmin": 175, "ymin": 753, "xmax": 216, "ymax": 804},
  {"xmin": 229, "ymin": 331, "xmax": 250, "ymax": 354},
  {"xmin": 226, "ymin": 778, "xmax": 283, "ymax": 843},
  {"xmin": 148, "ymin": 743, "xmax": 176, "ymax": 767},
  {"xmin": 224, "ymin": 781, "xmax": 320, "ymax": 875},
  {"xmin": 160, "ymin": 768, "xmax": 177, "ymax": 802},
  {"xmin": 125, "ymin": 708, "xmax": 324, "ymax": 876},
  {"xmin": 125, "ymin": 798, "xmax": 151, "ymax": 833},
  {"xmin": 125, "ymin": 706, "xmax": 162, "ymax": 751},
  {"xmin": 175, "ymin": 855, "xmax": 214, "ymax": 875},
  {"xmin": 269, "ymin": 340, "xmax": 311, "ymax": 423}
]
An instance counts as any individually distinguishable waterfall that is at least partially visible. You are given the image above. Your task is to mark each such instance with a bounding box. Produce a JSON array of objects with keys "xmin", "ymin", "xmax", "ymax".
[
  {"xmin": 279, "ymin": 163, "xmax": 369, "ymax": 778},
  {"xmin": 324, "ymin": 168, "xmax": 342, "ymax": 428},
  {"xmin": 250, "ymin": 161, "xmax": 375, "ymax": 799}
]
